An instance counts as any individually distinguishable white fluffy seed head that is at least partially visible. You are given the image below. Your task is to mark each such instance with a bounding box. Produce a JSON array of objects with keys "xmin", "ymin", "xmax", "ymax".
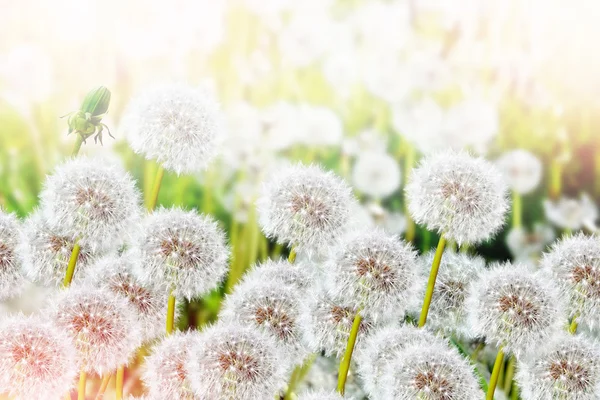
[
  {"xmin": 405, "ymin": 150, "xmax": 509, "ymax": 245},
  {"xmin": 0, "ymin": 315, "xmax": 77, "ymax": 399},
  {"xmin": 142, "ymin": 331, "xmax": 200, "ymax": 400},
  {"xmin": 85, "ymin": 251, "xmax": 169, "ymax": 342},
  {"xmin": 297, "ymin": 389, "xmax": 344, "ymax": 400},
  {"xmin": 540, "ymin": 234, "xmax": 600, "ymax": 331},
  {"xmin": 356, "ymin": 324, "xmax": 444, "ymax": 398},
  {"xmin": 466, "ymin": 263, "xmax": 565, "ymax": 357},
  {"xmin": 495, "ymin": 149, "xmax": 543, "ymax": 195},
  {"xmin": 381, "ymin": 341, "xmax": 484, "ymax": 400},
  {"xmin": 39, "ymin": 157, "xmax": 143, "ymax": 252},
  {"xmin": 241, "ymin": 258, "xmax": 315, "ymax": 292},
  {"xmin": 185, "ymin": 322, "xmax": 286, "ymax": 400},
  {"xmin": 135, "ymin": 208, "xmax": 229, "ymax": 300},
  {"xmin": 0, "ymin": 210, "xmax": 26, "ymax": 299},
  {"xmin": 325, "ymin": 229, "xmax": 419, "ymax": 320},
  {"xmin": 351, "ymin": 151, "xmax": 401, "ymax": 198},
  {"xmin": 517, "ymin": 334, "xmax": 600, "ymax": 400},
  {"xmin": 417, "ymin": 251, "xmax": 485, "ymax": 337},
  {"xmin": 123, "ymin": 83, "xmax": 224, "ymax": 175},
  {"xmin": 257, "ymin": 164, "xmax": 355, "ymax": 253},
  {"xmin": 18, "ymin": 210, "xmax": 99, "ymax": 287},
  {"xmin": 220, "ymin": 273, "xmax": 309, "ymax": 366},
  {"xmin": 49, "ymin": 286, "xmax": 142, "ymax": 375},
  {"xmin": 299, "ymin": 288, "xmax": 373, "ymax": 358}
]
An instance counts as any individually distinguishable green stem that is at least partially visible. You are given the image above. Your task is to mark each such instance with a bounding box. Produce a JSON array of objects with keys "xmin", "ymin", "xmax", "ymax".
[
  {"xmin": 288, "ymin": 247, "xmax": 297, "ymax": 263},
  {"xmin": 78, "ymin": 371, "xmax": 87, "ymax": 400},
  {"xmin": 569, "ymin": 314, "xmax": 579, "ymax": 334},
  {"xmin": 166, "ymin": 291, "xmax": 176, "ymax": 335},
  {"xmin": 94, "ymin": 374, "xmax": 111, "ymax": 400},
  {"xmin": 418, "ymin": 235, "xmax": 447, "ymax": 327},
  {"xmin": 337, "ymin": 312, "xmax": 362, "ymax": 395},
  {"xmin": 283, "ymin": 353, "xmax": 317, "ymax": 399},
  {"xmin": 511, "ymin": 382, "xmax": 519, "ymax": 400},
  {"xmin": 512, "ymin": 192, "xmax": 522, "ymax": 228},
  {"xmin": 148, "ymin": 165, "xmax": 165, "ymax": 211},
  {"xmin": 487, "ymin": 348, "xmax": 505, "ymax": 400},
  {"xmin": 72, "ymin": 135, "xmax": 84, "ymax": 157},
  {"xmin": 549, "ymin": 160, "xmax": 562, "ymax": 200},
  {"xmin": 503, "ymin": 356, "xmax": 516, "ymax": 393},
  {"xmin": 403, "ymin": 144, "xmax": 416, "ymax": 243},
  {"xmin": 62, "ymin": 241, "xmax": 81, "ymax": 287},
  {"xmin": 115, "ymin": 365, "xmax": 124, "ymax": 400}
]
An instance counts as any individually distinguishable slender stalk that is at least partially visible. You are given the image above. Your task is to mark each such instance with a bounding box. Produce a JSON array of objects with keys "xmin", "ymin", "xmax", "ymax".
[
  {"xmin": 569, "ymin": 314, "xmax": 579, "ymax": 334},
  {"xmin": 503, "ymin": 356, "xmax": 516, "ymax": 393},
  {"xmin": 471, "ymin": 342, "xmax": 485, "ymax": 361},
  {"xmin": 166, "ymin": 291, "xmax": 176, "ymax": 335},
  {"xmin": 288, "ymin": 247, "xmax": 297, "ymax": 263},
  {"xmin": 115, "ymin": 366, "xmax": 125, "ymax": 400},
  {"xmin": 72, "ymin": 135, "xmax": 84, "ymax": 157},
  {"xmin": 512, "ymin": 191, "xmax": 522, "ymax": 228},
  {"xmin": 337, "ymin": 312, "xmax": 362, "ymax": 395},
  {"xmin": 148, "ymin": 165, "xmax": 165, "ymax": 211},
  {"xmin": 78, "ymin": 371, "xmax": 87, "ymax": 400},
  {"xmin": 65, "ymin": 394, "xmax": 71, "ymax": 400},
  {"xmin": 418, "ymin": 235, "xmax": 447, "ymax": 327},
  {"xmin": 62, "ymin": 241, "xmax": 81, "ymax": 287},
  {"xmin": 487, "ymin": 348, "xmax": 505, "ymax": 400},
  {"xmin": 94, "ymin": 374, "xmax": 112, "ymax": 400},
  {"xmin": 403, "ymin": 144, "xmax": 416, "ymax": 242},
  {"xmin": 511, "ymin": 383, "xmax": 519, "ymax": 400},
  {"xmin": 549, "ymin": 160, "xmax": 561, "ymax": 200}
]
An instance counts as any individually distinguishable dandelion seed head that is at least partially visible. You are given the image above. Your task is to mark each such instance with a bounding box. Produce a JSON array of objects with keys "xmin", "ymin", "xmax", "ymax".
[
  {"xmin": 134, "ymin": 208, "xmax": 229, "ymax": 300},
  {"xmin": 257, "ymin": 164, "xmax": 355, "ymax": 254},
  {"xmin": 0, "ymin": 315, "xmax": 77, "ymax": 399},
  {"xmin": 241, "ymin": 259, "xmax": 315, "ymax": 292},
  {"xmin": 405, "ymin": 150, "xmax": 509, "ymax": 245},
  {"xmin": 185, "ymin": 322, "xmax": 286, "ymax": 400},
  {"xmin": 297, "ymin": 389, "xmax": 344, "ymax": 400},
  {"xmin": 0, "ymin": 210, "xmax": 26, "ymax": 299},
  {"xmin": 123, "ymin": 83, "xmax": 224, "ymax": 175},
  {"xmin": 351, "ymin": 151, "xmax": 401, "ymax": 198},
  {"xmin": 495, "ymin": 149, "xmax": 543, "ymax": 195}
]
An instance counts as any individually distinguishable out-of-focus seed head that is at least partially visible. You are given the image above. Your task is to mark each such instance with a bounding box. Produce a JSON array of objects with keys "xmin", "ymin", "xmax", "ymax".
[
  {"xmin": 185, "ymin": 322, "xmax": 286, "ymax": 400},
  {"xmin": 220, "ymin": 273, "xmax": 309, "ymax": 365},
  {"xmin": 0, "ymin": 315, "xmax": 77, "ymax": 399},
  {"xmin": 257, "ymin": 164, "xmax": 355, "ymax": 254},
  {"xmin": 325, "ymin": 229, "xmax": 419, "ymax": 320},
  {"xmin": 123, "ymin": 83, "xmax": 224, "ymax": 175},
  {"xmin": 297, "ymin": 389, "xmax": 344, "ymax": 400},
  {"xmin": 381, "ymin": 341, "xmax": 484, "ymax": 400},
  {"xmin": 0, "ymin": 210, "xmax": 26, "ymax": 299},
  {"xmin": 351, "ymin": 151, "xmax": 401, "ymax": 198},
  {"xmin": 39, "ymin": 157, "xmax": 143, "ymax": 252},
  {"xmin": 18, "ymin": 210, "xmax": 98, "ymax": 287},
  {"xmin": 495, "ymin": 149, "xmax": 543, "ymax": 195},
  {"xmin": 405, "ymin": 150, "xmax": 509, "ymax": 245},
  {"xmin": 356, "ymin": 324, "xmax": 444, "ymax": 398},
  {"xmin": 142, "ymin": 331, "xmax": 199, "ymax": 400},
  {"xmin": 543, "ymin": 194, "xmax": 598, "ymax": 231},
  {"xmin": 85, "ymin": 251, "xmax": 169, "ymax": 342},
  {"xmin": 466, "ymin": 263, "xmax": 565, "ymax": 357},
  {"xmin": 541, "ymin": 234, "xmax": 600, "ymax": 330},
  {"xmin": 49, "ymin": 286, "xmax": 142, "ymax": 375},
  {"xmin": 517, "ymin": 334, "xmax": 600, "ymax": 400},
  {"xmin": 241, "ymin": 258, "xmax": 315, "ymax": 292},
  {"xmin": 134, "ymin": 208, "xmax": 229, "ymax": 300},
  {"xmin": 299, "ymin": 288, "xmax": 373, "ymax": 358},
  {"xmin": 417, "ymin": 250, "xmax": 485, "ymax": 337},
  {"xmin": 297, "ymin": 354, "xmax": 366, "ymax": 399}
]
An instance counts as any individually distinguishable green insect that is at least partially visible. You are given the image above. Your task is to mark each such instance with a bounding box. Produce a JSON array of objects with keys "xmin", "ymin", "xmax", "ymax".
[{"xmin": 62, "ymin": 86, "xmax": 114, "ymax": 145}]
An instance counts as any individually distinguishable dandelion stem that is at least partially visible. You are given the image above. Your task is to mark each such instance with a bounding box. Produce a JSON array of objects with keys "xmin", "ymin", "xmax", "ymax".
[
  {"xmin": 283, "ymin": 354, "xmax": 317, "ymax": 399},
  {"xmin": 148, "ymin": 165, "xmax": 165, "ymax": 211},
  {"xmin": 94, "ymin": 374, "xmax": 111, "ymax": 400},
  {"xmin": 337, "ymin": 312, "xmax": 362, "ymax": 395},
  {"xmin": 512, "ymin": 192, "xmax": 522, "ymax": 228},
  {"xmin": 487, "ymin": 348, "xmax": 505, "ymax": 400},
  {"xmin": 77, "ymin": 371, "xmax": 87, "ymax": 400},
  {"xmin": 288, "ymin": 247, "xmax": 297, "ymax": 263},
  {"xmin": 503, "ymin": 356, "xmax": 516, "ymax": 393},
  {"xmin": 569, "ymin": 314, "xmax": 579, "ymax": 334},
  {"xmin": 115, "ymin": 365, "xmax": 124, "ymax": 400},
  {"xmin": 62, "ymin": 241, "xmax": 81, "ymax": 287},
  {"xmin": 418, "ymin": 235, "xmax": 447, "ymax": 327},
  {"xmin": 549, "ymin": 160, "xmax": 562, "ymax": 200},
  {"xmin": 72, "ymin": 135, "xmax": 84, "ymax": 157},
  {"xmin": 166, "ymin": 291, "xmax": 176, "ymax": 335},
  {"xmin": 403, "ymin": 143, "xmax": 416, "ymax": 242}
]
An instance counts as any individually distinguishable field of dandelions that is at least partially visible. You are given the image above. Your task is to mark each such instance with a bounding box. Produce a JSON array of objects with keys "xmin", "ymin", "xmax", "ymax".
[{"xmin": 2, "ymin": 0, "xmax": 600, "ymax": 399}]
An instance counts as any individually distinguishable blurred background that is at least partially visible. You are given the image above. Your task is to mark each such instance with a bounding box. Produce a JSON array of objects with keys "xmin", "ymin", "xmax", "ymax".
[{"xmin": 1, "ymin": 0, "xmax": 600, "ymax": 396}]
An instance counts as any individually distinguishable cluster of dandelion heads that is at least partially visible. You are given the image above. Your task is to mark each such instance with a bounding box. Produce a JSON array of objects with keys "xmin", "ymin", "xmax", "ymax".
[
  {"xmin": 85, "ymin": 251, "xmax": 168, "ymax": 342},
  {"xmin": 297, "ymin": 389, "xmax": 344, "ymax": 400},
  {"xmin": 135, "ymin": 208, "xmax": 229, "ymax": 300},
  {"xmin": 517, "ymin": 334, "xmax": 600, "ymax": 400},
  {"xmin": 142, "ymin": 331, "xmax": 199, "ymax": 400},
  {"xmin": 220, "ymin": 273, "xmax": 309, "ymax": 364},
  {"xmin": 0, "ymin": 315, "xmax": 77, "ymax": 399},
  {"xmin": 257, "ymin": 164, "xmax": 354, "ymax": 254},
  {"xmin": 185, "ymin": 322, "xmax": 286, "ymax": 400},
  {"xmin": 325, "ymin": 229, "xmax": 419, "ymax": 320},
  {"xmin": 0, "ymin": 210, "xmax": 26, "ymax": 299},
  {"xmin": 50, "ymin": 286, "xmax": 142, "ymax": 375},
  {"xmin": 405, "ymin": 150, "xmax": 509, "ymax": 245},
  {"xmin": 356, "ymin": 324, "xmax": 442, "ymax": 398},
  {"xmin": 495, "ymin": 149, "xmax": 543, "ymax": 195},
  {"xmin": 39, "ymin": 157, "xmax": 142, "ymax": 252},
  {"xmin": 381, "ymin": 342, "xmax": 484, "ymax": 400},
  {"xmin": 540, "ymin": 234, "xmax": 600, "ymax": 330},
  {"xmin": 241, "ymin": 258, "xmax": 315, "ymax": 292},
  {"xmin": 417, "ymin": 250, "xmax": 485, "ymax": 337},
  {"xmin": 300, "ymin": 289, "xmax": 373, "ymax": 358},
  {"xmin": 466, "ymin": 263, "xmax": 565, "ymax": 357},
  {"xmin": 18, "ymin": 210, "xmax": 98, "ymax": 287},
  {"xmin": 122, "ymin": 83, "xmax": 224, "ymax": 175}
]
